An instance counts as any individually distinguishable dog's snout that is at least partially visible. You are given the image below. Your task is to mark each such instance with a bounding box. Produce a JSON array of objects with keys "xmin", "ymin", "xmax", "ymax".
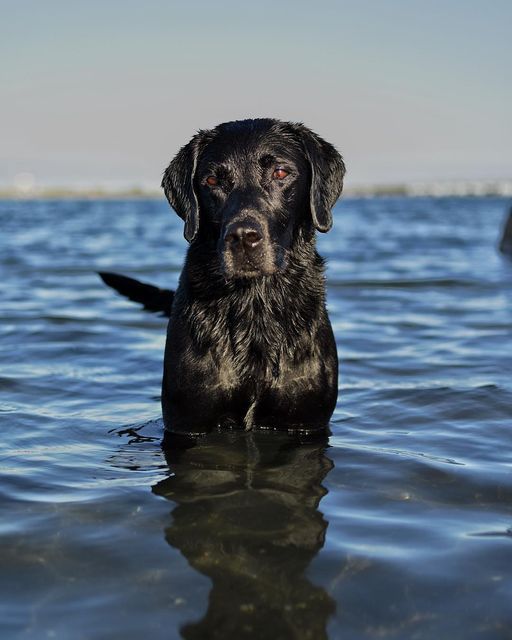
[
  {"xmin": 243, "ymin": 229, "xmax": 262, "ymax": 247},
  {"xmin": 220, "ymin": 211, "xmax": 276, "ymax": 278},
  {"xmin": 224, "ymin": 223, "xmax": 263, "ymax": 251}
]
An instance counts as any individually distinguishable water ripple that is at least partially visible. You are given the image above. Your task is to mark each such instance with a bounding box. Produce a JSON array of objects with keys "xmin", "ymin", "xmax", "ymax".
[{"xmin": 1, "ymin": 197, "xmax": 512, "ymax": 638}]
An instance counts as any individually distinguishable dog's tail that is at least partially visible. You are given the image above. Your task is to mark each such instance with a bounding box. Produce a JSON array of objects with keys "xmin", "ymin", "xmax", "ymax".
[{"xmin": 98, "ymin": 272, "xmax": 174, "ymax": 317}]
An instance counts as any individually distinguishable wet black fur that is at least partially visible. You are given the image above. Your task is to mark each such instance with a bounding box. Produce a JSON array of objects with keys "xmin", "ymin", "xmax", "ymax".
[
  {"xmin": 98, "ymin": 271, "xmax": 174, "ymax": 316},
  {"xmin": 158, "ymin": 118, "xmax": 345, "ymax": 438}
]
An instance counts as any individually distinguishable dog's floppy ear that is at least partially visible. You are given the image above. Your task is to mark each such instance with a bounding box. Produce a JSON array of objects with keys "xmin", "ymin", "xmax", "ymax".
[
  {"xmin": 298, "ymin": 126, "xmax": 346, "ymax": 233},
  {"xmin": 161, "ymin": 130, "xmax": 210, "ymax": 243}
]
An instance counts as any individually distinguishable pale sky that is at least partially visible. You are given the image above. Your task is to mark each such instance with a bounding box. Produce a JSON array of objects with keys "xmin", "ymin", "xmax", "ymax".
[{"xmin": 1, "ymin": 0, "xmax": 510, "ymax": 189}]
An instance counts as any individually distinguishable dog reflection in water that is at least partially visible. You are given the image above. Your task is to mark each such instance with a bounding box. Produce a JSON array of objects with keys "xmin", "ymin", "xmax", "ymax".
[{"xmin": 153, "ymin": 431, "xmax": 335, "ymax": 639}]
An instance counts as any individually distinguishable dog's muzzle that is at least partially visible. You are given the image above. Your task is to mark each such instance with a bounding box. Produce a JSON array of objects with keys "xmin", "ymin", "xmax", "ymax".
[{"xmin": 221, "ymin": 217, "xmax": 275, "ymax": 278}]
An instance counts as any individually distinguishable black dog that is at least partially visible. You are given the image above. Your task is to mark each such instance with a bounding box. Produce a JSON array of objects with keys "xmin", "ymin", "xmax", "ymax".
[{"xmin": 101, "ymin": 119, "xmax": 345, "ymax": 438}]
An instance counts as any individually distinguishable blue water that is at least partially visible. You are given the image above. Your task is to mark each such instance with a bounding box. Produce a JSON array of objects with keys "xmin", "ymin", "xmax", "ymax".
[{"xmin": 1, "ymin": 197, "xmax": 511, "ymax": 639}]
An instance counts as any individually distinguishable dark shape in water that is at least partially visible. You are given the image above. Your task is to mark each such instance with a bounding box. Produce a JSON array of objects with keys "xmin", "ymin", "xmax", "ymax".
[
  {"xmin": 153, "ymin": 431, "xmax": 335, "ymax": 640},
  {"xmin": 499, "ymin": 207, "xmax": 512, "ymax": 256},
  {"xmin": 98, "ymin": 271, "xmax": 174, "ymax": 316}
]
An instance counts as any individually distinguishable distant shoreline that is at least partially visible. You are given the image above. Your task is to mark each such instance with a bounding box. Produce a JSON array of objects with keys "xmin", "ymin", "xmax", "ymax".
[
  {"xmin": 0, "ymin": 187, "xmax": 162, "ymax": 200},
  {"xmin": 1, "ymin": 180, "xmax": 511, "ymax": 200}
]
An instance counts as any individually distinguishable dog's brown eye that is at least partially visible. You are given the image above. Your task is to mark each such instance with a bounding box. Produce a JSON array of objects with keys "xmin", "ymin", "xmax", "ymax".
[
  {"xmin": 272, "ymin": 168, "xmax": 288, "ymax": 180},
  {"xmin": 206, "ymin": 176, "xmax": 218, "ymax": 186}
]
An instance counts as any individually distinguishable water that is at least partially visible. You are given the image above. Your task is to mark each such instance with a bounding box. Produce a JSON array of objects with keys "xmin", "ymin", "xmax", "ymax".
[{"xmin": 1, "ymin": 197, "xmax": 511, "ymax": 639}]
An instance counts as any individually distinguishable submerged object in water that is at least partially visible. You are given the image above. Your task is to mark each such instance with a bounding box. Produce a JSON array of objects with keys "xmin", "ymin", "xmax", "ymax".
[{"xmin": 499, "ymin": 207, "xmax": 512, "ymax": 256}]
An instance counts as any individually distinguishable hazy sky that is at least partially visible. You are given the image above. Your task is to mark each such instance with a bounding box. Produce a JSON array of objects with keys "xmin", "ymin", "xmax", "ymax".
[{"xmin": 1, "ymin": 0, "xmax": 510, "ymax": 188}]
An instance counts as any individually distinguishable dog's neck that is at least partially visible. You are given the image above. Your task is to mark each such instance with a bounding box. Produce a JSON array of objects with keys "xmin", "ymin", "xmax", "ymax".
[{"xmin": 181, "ymin": 232, "xmax": 327, "ymax": 376}]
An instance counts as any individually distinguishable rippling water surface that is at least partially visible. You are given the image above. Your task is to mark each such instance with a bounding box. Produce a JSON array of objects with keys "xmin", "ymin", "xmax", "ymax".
[{"xmin": 1, "ymin": 197, "xmax": 511, "ymax": 639}]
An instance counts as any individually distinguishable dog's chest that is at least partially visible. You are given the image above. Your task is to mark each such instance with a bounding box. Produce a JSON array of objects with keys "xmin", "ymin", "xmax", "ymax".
[
  {"xmin": 188, "ymin": 292, "xmax": 292, "ymax": 379},
  {"xmin": 207, "ymin": 321, "xmax": 284, "ymax": 388}
]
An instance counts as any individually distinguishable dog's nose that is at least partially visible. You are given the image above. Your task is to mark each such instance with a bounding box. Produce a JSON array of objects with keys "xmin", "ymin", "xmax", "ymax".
[{"xmin": 224, "ymin": 224, "xmax": 263, "ymax": 250}]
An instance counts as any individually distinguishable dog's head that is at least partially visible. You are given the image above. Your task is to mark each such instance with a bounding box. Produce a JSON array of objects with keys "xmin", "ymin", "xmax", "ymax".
[{"xmin": 162, "ymin": 119, "xmax": 345, "ymax": 279}]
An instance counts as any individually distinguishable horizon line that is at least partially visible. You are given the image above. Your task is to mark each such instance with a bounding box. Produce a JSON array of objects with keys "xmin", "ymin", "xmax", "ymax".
[{"xmin": 1, "ymin": 178, "xmax": 512, "ymax": 199}]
